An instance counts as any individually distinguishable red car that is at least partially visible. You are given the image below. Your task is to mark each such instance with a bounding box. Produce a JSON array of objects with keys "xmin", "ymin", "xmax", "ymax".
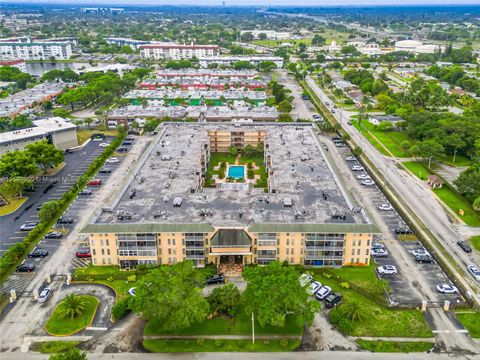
[
  {"xmin": 88, "ymin": 179, "xmax": 102, "ymax": 186},
  {"xmin": 76, "ymin": 248, "xmax": 91, "ymax": 258}
]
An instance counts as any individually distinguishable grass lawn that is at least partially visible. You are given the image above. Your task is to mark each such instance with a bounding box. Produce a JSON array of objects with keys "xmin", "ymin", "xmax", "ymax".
[
  {"xmin": 76, "ymin": 129, "xmax": 118, "ymax": 145},
  {"xmin": 0, "ymin": 196, "xmax": 27, "ymax": 216},
  {"xmin": 45, "ymin": 295, "xmax": 99, "ymax": 336},
  {"xmin": 30, "ymin": 341, "xmax": 80, "ymax": 354},
  {"xmin": 455, "ymin": 311, "xmax": 480, "ymax": 338},
  {"xmin": 145, "ymin": 305, "xmax": 303, "ymax": 336},
  {"xmin": 353, "ymin": 119, "xmax": 409, "ymax": 157},
  {"xmin": 252, "ymin": 38, "xmax": 312, "ymax": 47},
  {"xmin": 143, "ymin": 339, "xmax": 301, "ymax": 352},
  {"xmin": 402, "ymin": 161, "xmax": 433, "ymax": 181},
  {"xmin": 442, "ymin": 153, "xmax": 473, "ymax": 167},
  {"xmin": 470, "ymin": 236, "xmax": 480, "ymax": 253},
  {"xmin": 356, "ymin": 340, "xmax": 433, "ymax": 353}
]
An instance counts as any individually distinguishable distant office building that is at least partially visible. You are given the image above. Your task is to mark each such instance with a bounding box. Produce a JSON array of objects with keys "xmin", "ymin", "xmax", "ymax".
[
  {"xmin": 240, "ymin": 30, "xmax": 291, "ymax": 40},
  {"xmin": 106, "ymin": 37, "xmax": 150, "ymax": 50},
  {"xmin": 140, "ymin": 43, "xmax": 220, "ymax": 60},
  {"xmin": 0, "ymin": 36, "xmax": 72, "ymax": 60},
  {"xmin": 81, "ymin": 7, "xmax": 124, "ymax": 13}
]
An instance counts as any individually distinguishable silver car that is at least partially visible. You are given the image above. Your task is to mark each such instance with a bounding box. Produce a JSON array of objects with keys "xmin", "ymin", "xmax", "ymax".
[{"xmin": 38, "ymin": 288, "xmax": 51, "ymax": 303}]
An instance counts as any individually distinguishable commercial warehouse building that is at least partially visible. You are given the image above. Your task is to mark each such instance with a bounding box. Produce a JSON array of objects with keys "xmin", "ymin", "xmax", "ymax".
[
  {"xmin": 0, "ymin": 117, "xmax": 77, "ymax": 155},
  {"xmin": 81, "ymin": 123, "xmax": 378, "ymax": 270}
]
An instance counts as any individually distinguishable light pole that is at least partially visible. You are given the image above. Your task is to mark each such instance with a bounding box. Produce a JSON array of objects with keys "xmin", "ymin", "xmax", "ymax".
[
  {"xmin": 251, "ymin": 312, "xmax": 255, "ymax": 344},
  {"xmin": 453, "ymin": 150, "xmax": 457, "ymax": 164}
]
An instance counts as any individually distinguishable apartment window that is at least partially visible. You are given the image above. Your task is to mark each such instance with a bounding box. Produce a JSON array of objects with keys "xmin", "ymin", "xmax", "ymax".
[
  {"xmin": 107, "ymin": 258, "xmax": 111, "ymax": 264},
  {"xmin": 100, "ymin": 239, "xmax": 104, "ymax": 247},
  {"xmin": 350, "ymin": 257, "xmax": 354, "ymax": 263},
  {"xmin": 91, "ymin": 239, "xmax": 95, "ymax": 246},
  {"xmin": 290, "ymin": 257, "xmax": 294, "ymax": 263},
  {"xmin": 291, "ymin": 248, "xmax": 294, "ymax": 255},
  {"xmin": 367, "ymin": 239, "xmax": 370, "ymax": 246},
  {"xmin": 101, "ymin": 249, "xmax": 105, "ymax": 255},
  {"xmin": 352, "ymin": 240, "xmax": 355, "ymax": 247},
  {"xmin": 358, "ymin": 240, "xmax": 362, "ymax": 246},
  {"xmin": 102, "ymin": 258, "xmax": 106, "ymax": 265},
  {"xmin": 357, "ymin": 249, "xmax": 361, "ymax": 256},
  {"xmin": 92, "ymin": 258, "xmax": 97, "ymax": 265},
  {"xmin": 366, "ymin": 249, "xmax": 369, "ymax": 256},
  {"xmin": 286, "ymin": 248, "xmax": 289, "ymax": 255},
  {"xmin": 107, "ymin": 249, "xmax": 110, "ymax": 256},
  {"xmin": 106, "ymin": 239, "xmax": 109, "ymax": 246},
  {"xmin": 92, "ymin": 249, "xmax": 96, "ymax": 256},
  {"xmin": 168, "ymin": 249, "xmax": 171, "ymax": 255},
  {"xmin": 286, "ymin": 239, "xmax": 289, "ymax": 246},
  {"xmin": 168, "ymin": 239, "xmax": 171, "ymax": 246},
  {"xmin": 351, "ymin": 249, "xmax": 355, "ymax": 256},
  {"xmin": 173, "ymin": 249, "xmax": 176, "ymax": 255},
  {"xmin": 365, "ymin": 258, "xmax": 368, "ymax": 263},
  {"xmin": 173, "ymin": 239, "xmax": 176, "ymax": 246},
  {"xmin": 356, "ymin": 258, "xmax": 360, "ymax": 264}
]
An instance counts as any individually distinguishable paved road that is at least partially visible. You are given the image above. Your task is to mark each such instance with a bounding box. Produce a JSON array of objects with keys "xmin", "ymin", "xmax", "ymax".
[
  {"xmin": 276, "ymin": 69, "xmax": 312, "ymax": 121},
  {"xmin": 0, "ymin": 139, "xmax": 110, "ymax": 253}
]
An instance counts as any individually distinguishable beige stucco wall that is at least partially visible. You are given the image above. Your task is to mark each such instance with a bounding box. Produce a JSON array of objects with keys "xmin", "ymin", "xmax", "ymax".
[{"xmin": 342, "ymin": 233, "xmax": 372, "ymax": 266}]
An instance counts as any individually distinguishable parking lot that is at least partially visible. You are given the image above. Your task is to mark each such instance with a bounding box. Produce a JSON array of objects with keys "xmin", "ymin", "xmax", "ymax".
[{"xmin": 332, "ymin": 141, "xmax": 463, "ymax": 306}]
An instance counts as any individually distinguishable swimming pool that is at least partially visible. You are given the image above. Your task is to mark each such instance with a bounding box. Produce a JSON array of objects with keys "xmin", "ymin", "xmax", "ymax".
[{"xmin": 228, "ymin": 165, "xmax": 245, "ymax": 179}]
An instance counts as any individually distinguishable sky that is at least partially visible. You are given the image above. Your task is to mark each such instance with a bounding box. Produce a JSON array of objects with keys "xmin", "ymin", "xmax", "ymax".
[{"xmin": 8, "ymin": 0, "xmax": 480, "ymax": 5}]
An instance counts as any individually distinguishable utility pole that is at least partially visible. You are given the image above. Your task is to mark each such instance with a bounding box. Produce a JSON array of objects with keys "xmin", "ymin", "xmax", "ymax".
[
  {"xmin": 251, "ymin": 312, "xmax": 255, "ymax": 344},
  {"xmin": 453, "ymin": 150, "xmax": 457, "ymax": 164}
]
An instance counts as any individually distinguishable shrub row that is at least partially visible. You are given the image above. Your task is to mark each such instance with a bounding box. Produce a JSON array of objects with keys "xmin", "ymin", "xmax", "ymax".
[
  {"xmin": 111, "ymin": 296, "xmax": 132, "ymax": 321},
  {"xmin": 0, "ymin": 133, "xmax": 126, "ymax": 279}
]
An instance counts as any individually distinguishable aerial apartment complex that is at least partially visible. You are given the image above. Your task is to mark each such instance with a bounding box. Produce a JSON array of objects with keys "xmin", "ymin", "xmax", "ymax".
[
  {"xmin": 0, "ymin": 37, "xmax": 72, "ymax": 60},
  {"xmin": 81, "ymin": 123, "xmax": 378, "ymax": 270},
  {"xmin": 140, "ymin": 43, "xmax": 220, "ymax": 60}
]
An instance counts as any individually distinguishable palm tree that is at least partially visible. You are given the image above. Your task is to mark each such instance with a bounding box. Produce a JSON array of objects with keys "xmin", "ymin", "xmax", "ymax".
[
  {"xmin": 59, "ymin": 294, "xmax": 87, "ymax": 320},
  {"xmin": 341, "ymin": 300, "xmax": 365, "ymax": 324}
]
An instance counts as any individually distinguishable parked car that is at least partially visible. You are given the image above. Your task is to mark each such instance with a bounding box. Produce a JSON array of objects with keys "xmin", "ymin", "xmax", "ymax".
[
  {"xmin": 411, "ymin": 248, "xmax": 430, "ymax": 257},
  {"xmin": 99, "ymin": 167, "xmax": 112, "ymax": 174},
  {"xmin": 57, "ymin": 217, "xmax": 74, "ymax": 224},
  {"xmin": 106, "ymin": 157, "xmax": 120, "ymax": 164},
  {"xmin": 345, "ymin": 156, "xmax": 356, "ymax": 161},
  {"xmin": 79, "ymin": 189, "xmax": 92, "ymax": 196},
  {"xmin": 99, "ymin": 142, "xmax": 109, "ymax": 147},
  {"xmin": 377, "ymin": 265, "xmax": 397, "ymax": 275},
  {"xmin": 457, "ymin": 241, "xmax": 472, "ymax": 253},
  {"xmin": 28, "ymin": 248, "xmax": 49, "ymax": 258},
  {"xmin": 395, "ymin": 227, "xmax": 413, "ymax": 235},
  {"xmin": 436, "ymin": 284, "xmax": 459, "ymax": 294},
  {"xmin": 88, "ymin": 179, "xmax": 102, "ymax": 186},
  {"xmin": 75, "ymin": 248, "xmax": 91, "ymax": 258},
  {"xmin": 357, "ymin": 174, "xmax": 370, "ymax": 180},
  {"xmin": 378, "ymin": 203, "xmax": 393, "ymax": 211},
  {"xmin": 299, "ymin": 273, "xmax": 313, "ymax": 287},
  {"xmin": 371, "ymin": 248, "xmax": 388, "ymax": 257},
  {"xmin": 16, "ymin": 263, "xmax": 35, "ymax": 272},
  {"xmin": 206, "ymin": 274, "xmax": 225, "ymax": 285},
  {"xmin": 415, "ymin": 254, "xmax": 434, "ymax": 263},
  {"xmin": 468, "ymin": 265, "xmax": 480, "ymax": 281},
  {"xmin": 117, "ymin": 147, "xmax": 129, "ymax": 153},
  {"xmin": 361, "ymin": 180, "xmax": 375, "ymax": 186},
  {"xmin": 351, "ymin": 165, "xmax": 364, "ymax": 171},
  {"xmin": 20, "ymin": 222, "xmax": 38, "ymax": 231},
  {"xmin": 331, "ymin": 109, "xmax": 336, "ymax": 114},
  {"xmin": 122, "ymin": 141, "xmax": 133, "ymax": 146},
  {"xmin": 44, "ymin": 231, "xmax": 63, "ymax": 239},
  {"xmin": 325, "ymin": 293, "xmax": 342, "ymax": 308},
  {"xmin": 315, "ymin": 286, "xmax": 332, "ymax": 300},
  {"xmin": 307, "ymin": 281, "xmax": 322, "ymax": 295},
  {"xmin": 371, "ymin": 242, "xmax": 385, "ymax": 250},
  {"xmin": 38, "ymin": 288, "xmax": 52, "ymax": 303}
]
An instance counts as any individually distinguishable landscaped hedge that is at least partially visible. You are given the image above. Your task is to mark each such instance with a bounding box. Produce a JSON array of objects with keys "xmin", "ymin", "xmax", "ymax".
[
  {"xmin": 111, "ymin": 297, "xmax": 132, "ymax": 321},
  {"xmin": 0, "ymin": 132, "xmax": 126, "ymax": 279}
]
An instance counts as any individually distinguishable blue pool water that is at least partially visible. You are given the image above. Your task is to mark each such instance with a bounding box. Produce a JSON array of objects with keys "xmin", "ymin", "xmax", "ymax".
[{"xmin": 228, "ymin": 165, "xmax": 245, "ymax": 179}]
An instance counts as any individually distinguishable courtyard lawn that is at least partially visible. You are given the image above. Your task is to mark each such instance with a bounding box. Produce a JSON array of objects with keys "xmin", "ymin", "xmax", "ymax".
[
  {"xmin": 353, "ymin": 119, "xmax": 409, "ymax": 157},
  {"xmin": 143, "ymin": 339, "xmax": 301, "ymax": 353},
  {"xmin": 356, "ymin": 340, "xmax": 433, "ymax": 353},
  {"xmin": 144, "ymin": 305, "xmax": 303, "ymax": 336},
  {"xmin": 402, "ymin": 161, "xmax": 433, "ymax": 181},
  {"xmin": 45, "ymin": 295, "xmax": 99, "ymax": 336},
  {"xmin": 76, "ymin": 129, "xmax": 118, "ymax": 145},
  {"xmin": 455, "ymin": 311, "xmax": 480, "ymax": 338},
  {"xmin": 30, "ymin": 341, "xmax": 80, "ymax": 354},
  {"xmin": 471, "ymin": 236, "xmax": 480, "ymax": 253}
]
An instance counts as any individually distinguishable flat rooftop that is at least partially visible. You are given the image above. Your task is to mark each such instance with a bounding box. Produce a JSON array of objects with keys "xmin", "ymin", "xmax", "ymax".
[{"xmin": 86, "ymin": 123, "xmax": 375, "ymax": 234}]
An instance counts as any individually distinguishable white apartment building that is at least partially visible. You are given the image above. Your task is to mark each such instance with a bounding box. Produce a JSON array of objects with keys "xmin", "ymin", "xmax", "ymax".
[
  {"xmin": 0, "ymin": 37, "xmax": 72, "ymax": 60},
  {"xmin": 0, "ymin": 59, "xmax": 27, "ymax": 72},
  {"xmin": 140, "ymin": 44, "xmax": 219, "ymax": 60},
  {"xmin": 198, "ymin": 56, "xmax": 284, "ymax": 68},
  {"xmin": 240, "ymin": 30, "xmax": 291, "ymax": 40}
]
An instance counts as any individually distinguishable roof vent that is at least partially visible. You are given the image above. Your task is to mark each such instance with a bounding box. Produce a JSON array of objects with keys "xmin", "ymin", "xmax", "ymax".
[
  {"xmin": 173, "ymin": 197, "xmax": 183, "ymax": 207},
  {"xmin": 282, "ymin": 197, "xmax": 293, "ymax": 207}
]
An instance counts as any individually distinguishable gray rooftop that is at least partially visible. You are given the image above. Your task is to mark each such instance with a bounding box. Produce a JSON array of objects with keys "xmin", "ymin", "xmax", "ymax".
[{"xmin": 87, "ymin": 123, "xmax": 375, "ymax": 233}]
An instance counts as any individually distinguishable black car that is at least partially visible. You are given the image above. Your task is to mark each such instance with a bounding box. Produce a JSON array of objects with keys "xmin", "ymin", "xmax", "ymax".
[
  {"xmin": 79, "ymin": 189, "xmax": 92, "ymax": 196},
  {"xmin": 36, "ymin": 204, "xmax": 43, "ymax": 211},
  {"xmin": 99, "ymin": 168, "xmax": 112, "ymax": 174},
  {"xmin": 415, "ymin": 254, "xmax": 434, "ymax": 263},
  {"xmin": 117, "ymin": 147, "xmax": 129, "ymax": 153},
  {"xmin": 122, "ymin": 141, "xmax": 132, "ymax": 146},
  {"xmin": 44, "ymin": 231, "xmax": 63, "ymax": 239},
  {"xmin": 28, "ymin": 249, "xmax": 49, "ymax": 258},
  {"xmin": 457, "ymin": 241, "xmax": 472, "ymax": 253},
  {"xmin": 57, "ymin": 217, "xmax": 74, "ymax": 224},
  {"xmin": 325, "ymin": 293, "xmax": 342, "ymax": 308},
  {"xmin": 16, "ymin": 263, "xmax": 35, "ymax": 272},
  {"xmin": 395, "ymin": 227, "xmax": 413, "ymax": 235},
  {"xmin": 206, "ymin": 274, "xmax": 225, "ymax": 285}
]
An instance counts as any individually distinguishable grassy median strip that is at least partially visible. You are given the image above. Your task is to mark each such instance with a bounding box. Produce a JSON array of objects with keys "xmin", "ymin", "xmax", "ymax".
[
  {"xmin": 45, "ymin": 295, "xmax": 98, "ymax": 336},
  {"xmin": 143, "ymin": 339, "xmax": 301, "ymax": 352},
  {"xmin": 455, "ymin": 311, "xmax": 480, "ymax": 338},
  {"xmin": 356, "ymin": 340, "xmax": 433, "ymax": 353},
  {"xmin": 30, "ymin": 341, "xmax": 80, "ymax": 354}
]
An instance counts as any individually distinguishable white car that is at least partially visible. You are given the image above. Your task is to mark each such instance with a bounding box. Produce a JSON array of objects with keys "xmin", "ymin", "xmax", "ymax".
[
  {"xmin": 106, "ymin": 157, "xmax": 119, "ymax": 164},
  {"xmin": 345, "ymin": 156, "xmax": 356, "ymax": 161},
  {"xmin": 361, "ymin": 180, "xmax": 375, "ymax": 186},
  {"xmin": 315, "ymin": 286, "xmax": 332, "ymax": 300},
  {"xmin": 99, "ymin": 142, "xmax": 109, "ymax": 147},
  {"xmin": 372, "ymin": 248, "xmax": 389, "ymax": 257},
  {"xmin": 372, "ymin": 242, "xmax": 385, "ymax": 250},
  {"xmin": 377, "ymin": 265, "xmax": 397, "ymax": 275},
  {"xmin": 299, "ymin": 273, "xmax": 313, "ymax": 288},
  {"xmin": 38, "ymin": 288, "xmax": 51, "ymax": 303},
  {"xmin": 357, "ymin": 174, "xmax": 370, "ymax": 180},
  {"xmin": 468, "ymin": 265, "xmax": 480, "ymax": 281},
  {"xmin": 351, "ymin": 165, "xmax": 364, "ymax": 171},
  {"xmin": 378, "ymin": 203, "xmax": 393, "ymax": 211},
  {"xmin": 436, "ymin": 284, "xmax": 459, "ymax": 294},
  {"xmin": 411, "ymin": 248, "xmax": 430, "ymax": 257},
  {"xmin": 307, "ymin": 281, "xmax": 322, "ymax": 295}
]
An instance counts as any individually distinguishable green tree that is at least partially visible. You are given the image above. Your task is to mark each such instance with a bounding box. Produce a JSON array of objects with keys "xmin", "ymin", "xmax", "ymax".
[
  {"xmin": 454, "ymin": 164, "xmax": 480, "ymax": 201},
  {"xmin": 38, "ymin": 201, "xmax": 60, "ymax": 223},
  {"xmin": 83, "ymin": 117, "xmax": 93, "ymax": 129},
  {"xmin": 25, "ymin": 140, "xmax": 64, "ymax": 171},
  {"xmin": 0, "ymin": 150, "xmax": 39, "ymax": 178},
  {"xmin": 208, "ymin": 284, "xmax": 241, "ymax": 317},
  {"xmin": 52, "ymin": 108, "xmax": 71, "ymax": 118},
  {"xmin": 341, "ymin": 300, "xmax": 365, "ymax": 324},
  {"xmin": 0, "ymin": 177, "xmax": 32, "ymax": 197},
  {"xmin": 242, "ymin": 262, "xmax": 319, "ymax": 328},
  {"xmin": 400, "ymin": 140, "xmax": 411, "ymax": 155},
  {"xmin": 59, "ymin": 294, "xmax": 87, "ymax": 320},
  {"xmin": 277, "ymin": 100, "xmax": 293, "ymax": 113},
  {"xmin": 473, "ymin": 196, "xmax": 480, "ymax": 212},
  {"xmin": 130, "ymin": 261, "xmax": 209, "ymax": 331},
  {"xmin": 229, "ymin": 146, "xmax": 238, "ymax": 157},
  {"xmin": 49, "ymin": 348, "xmax": 87, "ymax": 360}
]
